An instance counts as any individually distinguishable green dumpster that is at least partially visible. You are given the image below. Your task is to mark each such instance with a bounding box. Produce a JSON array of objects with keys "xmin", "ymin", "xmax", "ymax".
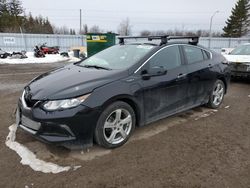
[{"xmin": 86, "ymin": 33, "xmax": 116, "ymax": 57}]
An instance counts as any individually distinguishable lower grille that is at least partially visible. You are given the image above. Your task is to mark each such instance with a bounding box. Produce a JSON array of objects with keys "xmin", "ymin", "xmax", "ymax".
[{"xmin": 21, "ymin": 115, "xmax": 41, "ymax": 131}]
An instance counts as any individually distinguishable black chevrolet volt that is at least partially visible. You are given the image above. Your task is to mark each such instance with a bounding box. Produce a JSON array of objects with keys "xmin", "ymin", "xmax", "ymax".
[{"xmin": 16, "ymin": 36, "xmax": 231, "ymax": 149}]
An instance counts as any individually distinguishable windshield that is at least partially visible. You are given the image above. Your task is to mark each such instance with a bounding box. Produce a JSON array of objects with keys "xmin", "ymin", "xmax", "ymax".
[
  {"xmin": 79, "ymin": 44, "xmax": 155, "ymax": 70},
  {"xmin": 230, "ymin": 44, "xmax": 250, "ymax": 55}
]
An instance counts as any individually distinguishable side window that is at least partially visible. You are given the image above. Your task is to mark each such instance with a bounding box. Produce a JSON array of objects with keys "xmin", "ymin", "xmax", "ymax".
[
  {"xmin": 149, "ymin": 46, "xmax": 181, "ymax": 70},
  {"xmin": 183, "ymin": 45, "xmax": 204, "ymax": 64}
]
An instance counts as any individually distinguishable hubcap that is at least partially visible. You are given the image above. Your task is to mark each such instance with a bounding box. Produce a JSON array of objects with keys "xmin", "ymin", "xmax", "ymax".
[
  {"xmin": 212, "ymin": 83, "xmax": 224, "ymax": 106},
  {"xmin": 103, "ymin": 108, "xmax": 132, "ymax": 145}
]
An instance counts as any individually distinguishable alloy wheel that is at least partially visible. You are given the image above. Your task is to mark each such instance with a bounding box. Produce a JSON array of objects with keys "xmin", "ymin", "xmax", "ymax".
[
  {"xmin": 103, "ymin": 108, "xmax": 132, "ymax": 145},
  {"xmin": 212, "ymin": 82, "xmax": 224, "ymax": 106}
]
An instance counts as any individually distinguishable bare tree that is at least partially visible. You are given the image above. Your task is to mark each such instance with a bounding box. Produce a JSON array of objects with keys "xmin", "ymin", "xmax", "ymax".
[
  {"xmin": 117, "ymin": 18, "xmax": 132, "ymax": 36},
  {"xmin": 89, "ymin": 25, "xmax": 102, "ymax": 33},
  {"xmin": 140, "ymin": 30, "xmax": 151, "ymax": 36},
  {"xmin": 138, "ymin": 29, "xmax": 222, "ymax": 37},
  {"xmin": 83, "ymin": 24, "xmax": 88, "ymax": 34},
  {"xmin": 52, "ymin": 25, "xmax": 72, "ymax": 34},
  {"xmin": 79, "ymin": 24, "xmax": 88, "ymax": 34}
]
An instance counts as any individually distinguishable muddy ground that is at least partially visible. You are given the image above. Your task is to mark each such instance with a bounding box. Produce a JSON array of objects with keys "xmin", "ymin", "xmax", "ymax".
[{"xmin": 0, "ymin": 63, "xmax": 250, "ymax": 188}]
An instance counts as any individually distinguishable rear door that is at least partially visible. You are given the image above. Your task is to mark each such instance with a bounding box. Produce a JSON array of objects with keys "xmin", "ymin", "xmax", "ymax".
[
  {"xmin": 181, "ymin": 45, "xmax": 216, "ymax": 106},
  {"xmin": 140, "ymin": 45, "xmax": 189, "ymax": 123}
]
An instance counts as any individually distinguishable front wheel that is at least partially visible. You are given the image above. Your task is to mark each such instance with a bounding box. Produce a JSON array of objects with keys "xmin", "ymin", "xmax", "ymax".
[
  {"xmin": 94, "ymin": 101, "xmax": 135, "ymax": 149},
  {"xmin": 207, "ymin": 80, "xmax": 225, "ymax": 109}
]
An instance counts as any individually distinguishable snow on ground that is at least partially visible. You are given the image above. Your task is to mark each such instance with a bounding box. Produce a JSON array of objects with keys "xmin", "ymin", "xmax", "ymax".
[
  {"xmin": 5, "ymin": 124, "xmax": 81, "ymax": 174},
  {"xmin": 0, "ymin": 52, "xmax": 80, "ymax": 64}
]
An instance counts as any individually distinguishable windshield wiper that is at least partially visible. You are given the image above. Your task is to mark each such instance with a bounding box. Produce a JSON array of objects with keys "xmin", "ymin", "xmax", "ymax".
[{"xmin": 82, "ymin": 65, "xmax": 112, "ymax": 70}]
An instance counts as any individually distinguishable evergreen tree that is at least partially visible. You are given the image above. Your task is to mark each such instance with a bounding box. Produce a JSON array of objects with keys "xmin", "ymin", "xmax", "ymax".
[
  {"xmin": 0, "ymin": 0, "xmax": 10, "ymax": 32},
  {"xmin": 223, "ymin": 0, "xmax": 250, "ymax": 37},
  {"xmin": 8, "ymin": 0, "xmax": 23, "ymax": 17},
  {"xmin": 0, "ymin": 0, "xmax": 54, "ymax": 34},
  {"xmin": 44, "ymin": 17, "xmax": 53, "ymax": 34}
]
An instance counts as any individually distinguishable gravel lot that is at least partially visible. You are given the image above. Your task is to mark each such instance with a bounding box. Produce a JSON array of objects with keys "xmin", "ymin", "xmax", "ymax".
[{"xmin": 0, "ymin": 63, "xmax": 250, "ymax": 188}]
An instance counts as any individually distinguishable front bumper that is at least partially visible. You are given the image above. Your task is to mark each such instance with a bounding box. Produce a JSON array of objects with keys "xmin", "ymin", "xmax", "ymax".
[
  {"xmin": 231, "ymin": 71, "xmax": 250, "ymax": 77},
  {"xmin": 230, "ymin": 63, "xmax": 250, "ymax": 77},
  {"xmin": 16, "ymin": 95, "xmax": 101, "ymax": 147}
]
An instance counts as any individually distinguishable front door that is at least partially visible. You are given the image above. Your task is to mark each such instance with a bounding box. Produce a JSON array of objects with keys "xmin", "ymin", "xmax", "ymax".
[{"xmin": 140, "ymin": 45, "xmax": 189, "ymax": 124}]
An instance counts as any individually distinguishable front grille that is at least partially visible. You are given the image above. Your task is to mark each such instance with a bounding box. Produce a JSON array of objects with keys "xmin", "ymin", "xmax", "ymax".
[
  {"xmin": 22, "ymin": 88, "xmax": 39, "ymax": 108},
  {"xmin": 231, "ymin": 63, "xmax": 249, "ymax": 72},
  {"xmin": 25, "ymin": 98, "xmax": 39, "ymax": 108}
]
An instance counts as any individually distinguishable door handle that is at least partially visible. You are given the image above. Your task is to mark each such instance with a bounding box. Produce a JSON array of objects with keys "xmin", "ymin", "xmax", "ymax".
[
  {"xmin": 208, "ymin": 64, "xmax": 213, "ymax": 68},
  {"xmin": 177, "ymin": 73, "xmax": 187, "ymax": 79}
]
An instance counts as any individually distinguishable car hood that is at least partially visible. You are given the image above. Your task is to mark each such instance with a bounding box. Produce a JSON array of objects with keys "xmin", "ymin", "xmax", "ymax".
[
  {"xmin": 224, "ymin": 55, "xmax": 250, "ymax": 64},
  {"xmin": 27, "ymin": 64, "xmax": 127, "ymax": 100}
]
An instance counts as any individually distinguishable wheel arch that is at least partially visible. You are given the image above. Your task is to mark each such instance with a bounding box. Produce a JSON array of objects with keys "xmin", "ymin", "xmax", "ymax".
[
  {"xmin": 217, "ymin": 77, "xmax": 228, "ymax": 94},
  {"xmin": 100, "ymin": 95, "xmax": 141, "ymax": 127}
]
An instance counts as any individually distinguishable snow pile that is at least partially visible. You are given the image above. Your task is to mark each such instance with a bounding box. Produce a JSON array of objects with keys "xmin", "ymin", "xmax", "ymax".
[
  {"xmin": 0, "ymin": 52, "xmax": 80, "ymax": 64},
  {"xmin": 5, "ymin": 124, "xmax": 81, "ymax": 173}
]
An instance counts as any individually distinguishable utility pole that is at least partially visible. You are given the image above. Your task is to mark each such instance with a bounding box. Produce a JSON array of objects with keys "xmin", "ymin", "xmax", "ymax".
[
  {"xmin": 80, "ymin": 9, "xmax": 82, "ymax": 34},
  {"xmin": 209, "ymin": 10, "xmax": 219, "ymax": 49}
]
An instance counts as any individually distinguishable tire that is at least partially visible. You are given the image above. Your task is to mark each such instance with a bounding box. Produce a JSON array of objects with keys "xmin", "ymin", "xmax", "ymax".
[
  {"xmin": 207, "ymin": 80, "xmax": 225, "ymax": 109},
  {"xmin": 94, "ymin": 101, "xmax": 136, "ymax": 149}
]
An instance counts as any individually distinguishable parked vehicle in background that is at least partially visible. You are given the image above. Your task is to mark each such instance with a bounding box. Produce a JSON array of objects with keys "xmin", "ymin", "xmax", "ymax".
[
  {"xmin": 223, "ymin": 43, "xmax": 250, "ymax": 78},
  {"xmin": 221, "ymin": 48, "xmax": 234, "ymax": 55},
  {"xmin": 16, "ymin": 36, "xmax": 231, "ymax": 149},
  {"xmin": 0, "ymin": 48, "xmax": 11, "ymax": 59},
  {"xmin": 40, "ymin": 43, "xmax": 59, "ymax": 54},
  {"xmin": 9, "ymin": 51, "xmax": 27, "ymax": 59},
  {"xmin": 34, "ymin": 45, "xmax": 45, "ymax": 58}
]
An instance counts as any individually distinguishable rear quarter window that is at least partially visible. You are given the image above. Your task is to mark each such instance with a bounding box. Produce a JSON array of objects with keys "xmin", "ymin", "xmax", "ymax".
[
  {"xmin": 202, "ymin": 50, "xmax": 211, "ymax": 60},
  {"xmin": 183, "ymin": 45, "xmax": 204, "ymax": 64}
]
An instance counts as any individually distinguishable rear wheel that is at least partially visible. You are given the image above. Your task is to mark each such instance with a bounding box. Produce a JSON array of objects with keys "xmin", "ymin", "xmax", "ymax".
[
  {"xmin": 207, "ymin": 80, "xmax": 225, "ymax": 109},
  {"xmin": 94, "ymin": 101, "xmax": 135, "ymax": 148}
]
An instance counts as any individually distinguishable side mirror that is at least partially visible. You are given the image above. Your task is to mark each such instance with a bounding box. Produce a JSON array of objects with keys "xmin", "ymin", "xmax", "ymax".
[{"xmin": 141, "ymin": 66, "xmax": 167, "ymax": 80}]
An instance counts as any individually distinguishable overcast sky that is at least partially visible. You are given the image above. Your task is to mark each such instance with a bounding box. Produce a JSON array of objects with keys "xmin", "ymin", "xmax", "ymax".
[{"xmin": 21, "ymin": 0, "xmax": 238, "ymax": 34}]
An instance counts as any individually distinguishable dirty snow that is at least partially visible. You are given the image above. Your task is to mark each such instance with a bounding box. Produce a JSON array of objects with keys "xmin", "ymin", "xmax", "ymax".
[
  {"xmin": 5, "ymin": 124, "xmax": 80, "ymax": 173},
  {"xmin": 0, "ymin": 52, "xmax": 80, "ymax": 64},
  {"xmin": 224, "ymin": 105, "xmax": 230, "ymax": 109}
]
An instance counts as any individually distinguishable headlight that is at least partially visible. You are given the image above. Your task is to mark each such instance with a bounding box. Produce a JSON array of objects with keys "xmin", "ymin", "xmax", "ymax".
[{"xmin": 43, "ymin": 93, "xmax": 90, "ymax": 111}]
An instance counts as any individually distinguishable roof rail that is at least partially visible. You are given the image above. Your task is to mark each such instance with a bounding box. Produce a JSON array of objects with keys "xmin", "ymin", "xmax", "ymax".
[
  {"xmin": 118, "ymin": 35, "xmax": 169, "ymax": 45},
  {"xmin": 118, "ymin": 35, "xmax": 199, "ymax": 46},
  {"xmin": 168, "ymin": 36, "xmax": 199, "ymax": 45}
]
